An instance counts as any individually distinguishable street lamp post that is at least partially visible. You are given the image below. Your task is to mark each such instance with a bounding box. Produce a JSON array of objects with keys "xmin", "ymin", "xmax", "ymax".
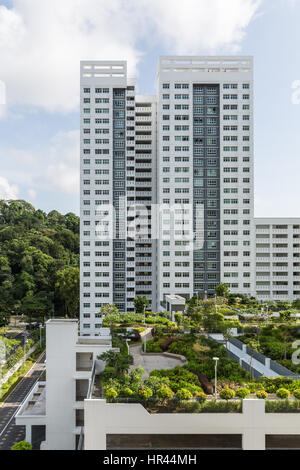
[
  {"xmin": 213, "ymin": 357, "xmax": 219, "ymax": 399},
  {"xmin": 23, "ymin": 332, "xmax": 28, "ymax": 366},
  {"xmin": 39, "ymin": 324, "xmax": 43, "ymax": 348}
]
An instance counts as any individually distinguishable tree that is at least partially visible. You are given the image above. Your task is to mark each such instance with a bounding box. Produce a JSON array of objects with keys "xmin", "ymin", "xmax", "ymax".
[
  {"xmin": 21, "ymin": 291, "xmax": 53, "ymax": 322},
  {"xmin": 100, "ymin": 304, "xmax": 119, "ymax": 316},
  {"xmin": 292, "ymin": 299, "xmax": 300, "ymax": 310},
  {"xmin": 0, "ymin": 302, "xmax": 10, "ymax": 327},
  {"xmin": 134, "ymin": 296, "xmax": 150, "ymax": 314},
  {"xmin": 279, "ymin": 310, "xmax": 292, "ymax": 322},
  {"xmin": 55, "ymin": 267, "xmax": 79, "ymax": 318},
  {"xmin": 215, "ymin": 283, "xmax": 230, "ymax": 298},
  {"xmin": 0, "ymin": 200, "xmax": 80, "ymax": 319},
  {"xmin": 98, "ymin": 350, "xmax": 131, "ymax": 377},
  {"xmin": 202, "ymin": 312, "xmax": 225, "ymax": 333}
]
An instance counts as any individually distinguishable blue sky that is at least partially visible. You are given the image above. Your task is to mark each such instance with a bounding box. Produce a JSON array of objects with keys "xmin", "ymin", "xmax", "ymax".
[{"xmin": 0, "ymin": 0, "xmax": 299, "ymax": 217}]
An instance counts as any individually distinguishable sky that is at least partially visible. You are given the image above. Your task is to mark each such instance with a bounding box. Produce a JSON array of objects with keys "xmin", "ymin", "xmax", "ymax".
[{"xmin": 0, "ymin": 0, "xmax": 299, "ymax": 217}]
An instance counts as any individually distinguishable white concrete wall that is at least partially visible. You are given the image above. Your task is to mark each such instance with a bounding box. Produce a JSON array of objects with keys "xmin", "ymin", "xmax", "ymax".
[
  {"xmin": 44, "ymin": 319, "xmax": 78, "ymax": 450},
  {"xmin": 84, "ymin": 398, "xmax": 300, "ymax": 451}
]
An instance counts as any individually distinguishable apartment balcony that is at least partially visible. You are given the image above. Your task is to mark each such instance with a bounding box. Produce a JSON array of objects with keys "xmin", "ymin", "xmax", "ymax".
[
  {"xmin": 126, "ymin": 282, "xmax": 135, "ymax": 289},
  {"xmin": 255, "ymin": 276, "xmax": 271, "ymax": 282},
  {"xmin": 135, "ymin": 116, "xmax": 152, "ymax": 122},
  {"xmin": 272, "ymin": 229, "xmax": 289, "ymax": 234},
  {"xmin": 135, "ymin": 125, "xmax": 152, "ymax": 131},
  {"xmin": 76, "ymin": 352, "xmax": 93, "ymax": 372},
  {"xmin": 135, "ymin": 161, "xmax": 152, "ymax": 168},
  {"xmin": 126, "ymin": 130, "xmax": 135, "ymax": 137},
  {"xmin": 135, "ymin": 134, "xmax": 152, "ymax": 141},
  {"xmin": 135, "ymin": 247, "xmax": 152, "ymax": 253},
  {"xmin": 76, "ymin": 379, "xmax": 89, "ymax": 402},
  {"xmin": 136, "ymin": 107, "xmax": 152, "ymax": 114},
  {"xmin": 135, "ymin": 144, "xmax": 152, "ymax": 151},
  {"xmin": 255, "ymin": 266, "xmax": 270, "ymax": 271}
]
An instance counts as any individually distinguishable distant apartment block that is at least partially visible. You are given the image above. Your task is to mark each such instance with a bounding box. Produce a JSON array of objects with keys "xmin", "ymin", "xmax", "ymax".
[{"xmin": 255, "ymin": 218, "xmax": 300, "ymax": 301}]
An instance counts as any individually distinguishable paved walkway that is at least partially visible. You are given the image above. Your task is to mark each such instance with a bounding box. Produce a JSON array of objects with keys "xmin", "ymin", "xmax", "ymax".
[{"xmin": 129, "ymin": 331, "xmax": 184, "ymax": 379}]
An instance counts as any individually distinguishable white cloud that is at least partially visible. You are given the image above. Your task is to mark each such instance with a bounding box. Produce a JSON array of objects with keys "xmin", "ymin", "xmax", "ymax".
[
  {"xmin": 0, "ymin": 0, "xmax": 261, "ymax": 113},
  {"xmin": 0, "ymin": 130, "xmax": 79, "ymax": 196},
  {"xmin": 37, "ymin": 130, "xmax": 80, "ymax": 195},
  {"xmin": 27, "ymin": 189, "xmax": 37, "ymax": 200},
  {"xmin": 0, "ymin": 176, "xmax": 19, "ymax": 200},
  {"xmin": 141, "ymin": 0, "xmax": 262, "ymax": 54}
]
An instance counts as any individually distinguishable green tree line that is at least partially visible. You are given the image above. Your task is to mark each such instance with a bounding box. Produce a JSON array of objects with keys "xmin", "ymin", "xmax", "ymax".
[{"xmin": 0, "ymin": 199, "xmax": 79, "ymax": 325}]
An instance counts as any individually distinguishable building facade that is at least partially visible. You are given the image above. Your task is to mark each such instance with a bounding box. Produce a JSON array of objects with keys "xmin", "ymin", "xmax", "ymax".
[
  {"xmin": 80, "ymin": 56, "xmax": 300, "ymax": 336},
  {"xmin": 255, "ymin": 218, "xmax": 300, "ymax": 301},
  {"xmin": 156, "ymin": 57, "xmax": 254, "ymax": 305}
]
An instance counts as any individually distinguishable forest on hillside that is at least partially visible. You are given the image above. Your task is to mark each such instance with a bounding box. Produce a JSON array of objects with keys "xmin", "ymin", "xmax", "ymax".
[{"xmin": 0, "ymin": 200, "xmax": 80, "ymax": 326}]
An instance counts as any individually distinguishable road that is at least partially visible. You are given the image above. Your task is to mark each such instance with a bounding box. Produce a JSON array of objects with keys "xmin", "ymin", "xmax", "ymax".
[{"xmin": 0, "ymin": 352, "xmax": 46, "ymax": 450}]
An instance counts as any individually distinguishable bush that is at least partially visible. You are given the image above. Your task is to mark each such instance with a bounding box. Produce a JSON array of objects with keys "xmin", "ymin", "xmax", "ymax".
[
  {"xmin": 219, "ymin": 387, "xmax": 236, "ymax": 400},
  {"xmin": 276, "ymin": 388, "xmax": 290, "ymax": 399},
  {"xmin": 138, "ymin": 387, "xmax": 153, "ymax": 400},
  {"xmin": 266, "ymin": 400, "xmax": 300, "ymax": 413},
  {"xmin": 156, "ymin": 385, "xmax": 174, "ymax": 400},
  {"xmin": 256, "ymin": 390, "xmax": 268, "ymax": 399},
  {"xmin": 176, "ymin": 388, "xmax": 193, "ymax": 400},
  {"xmin": 11, "ymin": 441, "xmax": 32, "ymax": 450},
  {"xmin": 236, "ymin": 388, "xmax": 250, "ymax": 399},
  {"xmin": 104, "ymin": 387, "xmax": 118, "ymax": 400},
  {"xmin": 196, "ymin": 392, "xmax": 207, "ymax": 401},
  {"xmin": 122, "ymin": 387, "xmax": 134, "ymax": 397},
  {"xmin": 293, "ymin": 389, "xmax": 300, "ymax": 400}
]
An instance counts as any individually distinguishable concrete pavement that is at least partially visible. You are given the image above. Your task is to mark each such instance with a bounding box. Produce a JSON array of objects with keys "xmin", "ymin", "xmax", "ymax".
[{"xmin": 0, "ymin": 352, "xmax": 46, "ymax": 450}]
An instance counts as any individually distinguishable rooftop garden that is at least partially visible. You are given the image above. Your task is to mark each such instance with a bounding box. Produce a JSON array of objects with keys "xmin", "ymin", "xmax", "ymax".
[
  {"xmin": 238, "ymin": 324, "xmax": 300, "ymax": 374},
  {"xmin": 94, "ymin": 289, "xmax": 300, "ymax": 413}
]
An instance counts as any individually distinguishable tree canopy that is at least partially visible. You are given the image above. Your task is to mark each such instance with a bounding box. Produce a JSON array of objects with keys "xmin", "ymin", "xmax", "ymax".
[{"xmin": 0, "ymin": 199, "xmax": 79, "ymax": 323}]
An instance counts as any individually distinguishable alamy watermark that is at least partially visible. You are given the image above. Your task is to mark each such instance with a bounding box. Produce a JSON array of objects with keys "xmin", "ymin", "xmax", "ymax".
[{"xmin": 91, "ymin": 200, "xmax": 205, "ymax": 251}]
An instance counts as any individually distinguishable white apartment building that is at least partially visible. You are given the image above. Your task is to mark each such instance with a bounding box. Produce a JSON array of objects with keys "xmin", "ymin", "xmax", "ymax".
[
  {"xmin": 156, "ymin": 56, "xmax": 254, "ymax": 305},
  {"xmin": 80, "ymin": 62, "xmax": 158, "ymax": 335},
  {"xmin": 80, "ymin": 56, "xmax": 300, "ymax": 336},
  {"xmin": 255, "ymin": 218, "xmax": 300, "ymax": 301}
]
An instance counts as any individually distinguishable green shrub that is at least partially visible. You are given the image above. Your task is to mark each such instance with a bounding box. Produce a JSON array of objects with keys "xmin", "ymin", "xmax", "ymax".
[
  {"xmin": 156, "ymin": 385, "xmax": 174, "ymax": 400},
  {"xmin": 11, "ymin": 441, "xmax": 32, "ymax": 450},
  {"xmin": 266, "ymin": 399, "xmax": 300, "ymax": 413},
  {"xmin": 176, "ymin": 388, "xmax": 193, "ymax": 400},
  {"xmin": 138, "ymin": 387, "xmax": 153, "ymax": 400},
  {"xmin": 236, "ymin": 388, "xmax": 250, "ymax": 399},
  {"xmin": 219, "ymin": 387, "xmax": 236, "ymax": 400},
  {"xmin": 256, "ymin": 390, "xmax": 268, "ymax": 399},
  {"xmin": 196, "ymin": 392, "xmax": 207, "ymax": 401},
  {"xmin": 293, "ymin": 389, "xmax": 300, "ymax": 399},
  {"xmin": 276, "ymin": 388, "xmax": 290, "ymax": 399},
  {"xmin": 122, "ymin": 387, "xmax": 134, "ymax": 397},
  {"xmin": 104, "ymin": 387, "xmax": 118, "ymax": 400}
]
